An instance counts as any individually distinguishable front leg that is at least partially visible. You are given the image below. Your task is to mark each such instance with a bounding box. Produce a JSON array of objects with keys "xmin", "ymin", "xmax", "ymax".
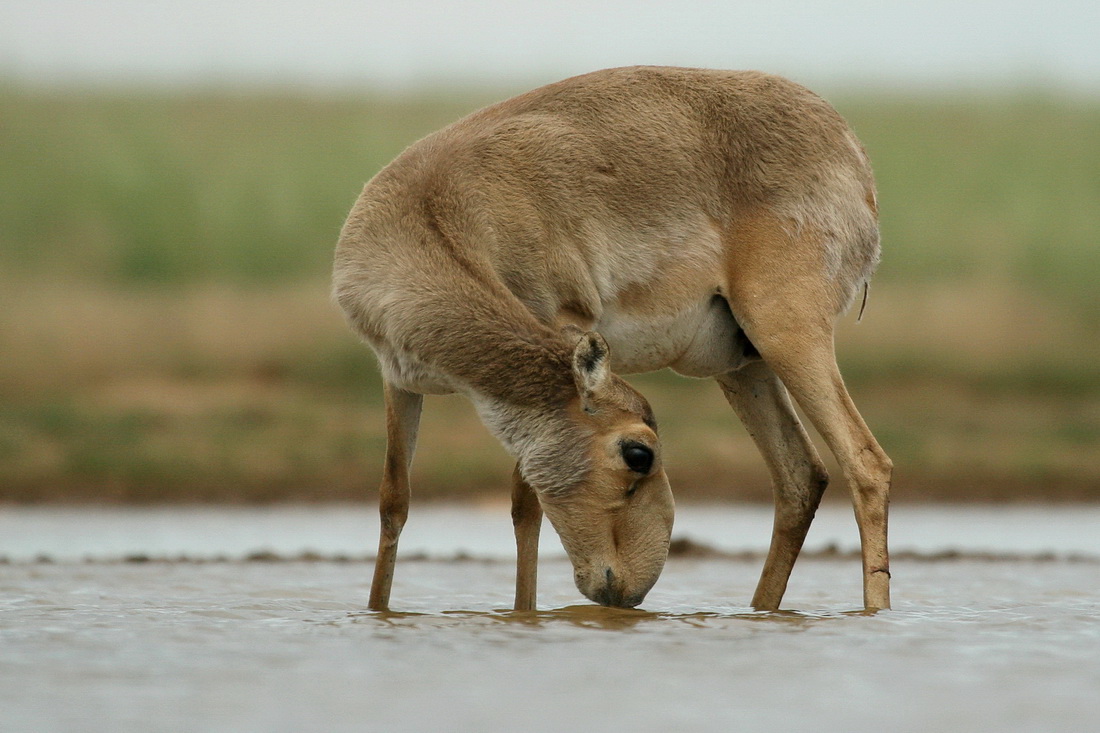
[
  {"xmin": 368, "ymin": 382, "xmax": 423, "ymax": 611},
  {"xmin": 511, "ymin": 464, "xmax": 542, "ymax": 611}
]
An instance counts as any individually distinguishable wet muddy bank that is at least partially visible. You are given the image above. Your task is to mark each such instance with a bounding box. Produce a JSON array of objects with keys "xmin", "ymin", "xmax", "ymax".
[
  {"xmin": 5, "ymin": 504, "xmax": 1100, "ymax": 563},
  {"xmin": 5, "ymin": 543, "xmax": 1100, "ymax": 566}
]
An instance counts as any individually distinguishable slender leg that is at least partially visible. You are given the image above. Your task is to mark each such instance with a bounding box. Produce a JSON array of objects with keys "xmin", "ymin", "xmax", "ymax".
[
  {"xmin": 740, "ymin": 320, "xmax": 892, "ymax": 610},
  {"xmin": 368, "ymin": 382, "xmax": 423, "ymax": 611},
  {"xmin": 723, "ymin": 212, "xmax": 892, "ymax": 610},
  {"xmin": 716, "ymin": 360, "xmax": 830, "ymax": 611},
  {"xmin": 511, "ymin": 464, "xmax": 542, "ymax": 611}
]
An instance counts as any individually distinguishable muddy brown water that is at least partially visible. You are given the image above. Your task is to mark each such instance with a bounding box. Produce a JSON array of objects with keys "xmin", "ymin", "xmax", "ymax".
[{"xmin": 2, "ymin": 505, "xmax": 1099, "ymax": 732}]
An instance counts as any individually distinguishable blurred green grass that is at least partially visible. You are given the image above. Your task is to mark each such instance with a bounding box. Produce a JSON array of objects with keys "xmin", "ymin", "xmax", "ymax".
[
  {"xmin": 848, "ymin": 94, "xmax": 1100, "ymax": 304},
  {"xmin": 0, "ymin": 86, "xmax": 497, "ymax": 283},
  {"xmin": 1, "ymin": 84, "xmax": 1098, "ymax": 502},
  {"xmin": 3, "ymin": 87, "xmax": 1099, "ymax": 302}
]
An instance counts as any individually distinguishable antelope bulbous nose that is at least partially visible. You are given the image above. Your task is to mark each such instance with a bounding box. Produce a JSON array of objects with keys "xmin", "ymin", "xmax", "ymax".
[{"xmin": 592, "ymin": 567, "xmax": 635, "ymax": 608}]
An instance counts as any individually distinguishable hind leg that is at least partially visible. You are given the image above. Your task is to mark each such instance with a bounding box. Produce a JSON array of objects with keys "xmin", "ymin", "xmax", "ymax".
[
  {"xmin": 716, "ymin": 361, "xmax": 830, "ymax": 610},
  {"xmin": 368, "ymin": 382, "xmax": 423, "ymax": 611},
  {"xmin": 730, "ymin": 313, "xmax": 892, "ymax": 609},
  {"xmin": 725, "ymin": 222, "xmax": 892, "ymax": 610},
  {"xmin": 761, "ymin": 333, "xmax": 892, "ymax": 610}
]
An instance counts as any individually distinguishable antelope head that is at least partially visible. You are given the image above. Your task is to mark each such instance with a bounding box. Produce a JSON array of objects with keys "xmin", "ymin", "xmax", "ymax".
[{"xmin": 520, "ymin": 331, "xmax": 675, "ymax": 608}]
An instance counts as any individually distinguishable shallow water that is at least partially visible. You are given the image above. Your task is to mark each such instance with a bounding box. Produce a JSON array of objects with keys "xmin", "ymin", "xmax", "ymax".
[
  {"xmin": 3, "ymin": 505, "xmax": 1100, "ymax": 732},
  {"xmin": 5, "ymin": 503, "xmax": 1100, "ymax": 562}
]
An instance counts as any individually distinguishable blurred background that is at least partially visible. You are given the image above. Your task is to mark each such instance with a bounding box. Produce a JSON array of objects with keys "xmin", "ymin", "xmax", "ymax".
[{"xmin": 1, "ymin": 0, "xmax": 1097, "ymax": 504}]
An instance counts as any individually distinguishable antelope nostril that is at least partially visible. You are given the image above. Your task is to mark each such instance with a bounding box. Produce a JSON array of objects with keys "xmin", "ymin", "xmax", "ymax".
[
  {"xmin": 583, "ymin": 568, "xmax": 631, "ymax": 607},
  {"xmin": 595, "ymin": 567, "xmax": 629, "ymax": 607},
  {"xmin": 603, "ymin": 586, "xmax": 626, "ymax": 607}
]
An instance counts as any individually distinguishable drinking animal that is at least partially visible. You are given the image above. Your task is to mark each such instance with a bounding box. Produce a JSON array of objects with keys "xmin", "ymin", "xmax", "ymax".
[{"xmin": 333, "ymin": 66, "xmax": 892, "ymax": 611}]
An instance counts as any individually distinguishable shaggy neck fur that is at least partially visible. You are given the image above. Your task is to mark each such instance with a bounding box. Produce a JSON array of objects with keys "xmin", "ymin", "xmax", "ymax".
[{"xmin": 472, "ymin": 393, "xmax": 592, "ymax": 496}]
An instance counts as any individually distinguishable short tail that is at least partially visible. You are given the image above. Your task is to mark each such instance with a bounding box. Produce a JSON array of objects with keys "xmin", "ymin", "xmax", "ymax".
[{"xmin": 857, "ymin": 281, "xmax": 870, "ymax": 322}]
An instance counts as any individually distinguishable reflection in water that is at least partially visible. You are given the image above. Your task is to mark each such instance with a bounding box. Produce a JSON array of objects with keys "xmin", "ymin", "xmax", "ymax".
[{"xmin": 353, "ymin": 604, "xmax": 863, "ymax": 632}]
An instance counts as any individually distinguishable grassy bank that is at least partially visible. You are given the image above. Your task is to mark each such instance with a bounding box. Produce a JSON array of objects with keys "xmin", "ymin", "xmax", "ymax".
[{"xmin": 1, "ymin": 85, "xmax": 1098, "ymax": 502}]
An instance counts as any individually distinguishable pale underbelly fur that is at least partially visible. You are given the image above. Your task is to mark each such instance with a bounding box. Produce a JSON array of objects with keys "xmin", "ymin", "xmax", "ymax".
[{"xmin": 594, "ymin": 294, "xmax": 750, "ymax": 378}]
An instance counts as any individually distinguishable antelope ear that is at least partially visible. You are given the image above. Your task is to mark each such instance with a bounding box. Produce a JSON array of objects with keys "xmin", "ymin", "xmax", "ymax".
[{"xmin": 571, "ymin": 331, "xmax": 611, "ymax": 408}]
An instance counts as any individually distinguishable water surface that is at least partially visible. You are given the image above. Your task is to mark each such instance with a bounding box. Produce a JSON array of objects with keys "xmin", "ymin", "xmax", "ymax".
[{"xmin": 2, "ymin": 505, "xmax": 1099, "ymax": 732}]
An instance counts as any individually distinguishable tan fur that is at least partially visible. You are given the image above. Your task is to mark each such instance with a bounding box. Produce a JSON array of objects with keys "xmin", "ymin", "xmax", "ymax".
[{"xmin": 335, "ymin": 66, "xmax": 891, "ymax": 611}]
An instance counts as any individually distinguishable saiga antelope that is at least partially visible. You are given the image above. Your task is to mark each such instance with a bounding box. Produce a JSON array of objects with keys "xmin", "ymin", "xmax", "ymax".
[{"xmin": 333, "ymin": 66, "xmax": 892, "ymax": 612}]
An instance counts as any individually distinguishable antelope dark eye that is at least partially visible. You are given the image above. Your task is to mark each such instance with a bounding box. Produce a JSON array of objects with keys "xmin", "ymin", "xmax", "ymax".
[{"xmin": 621, "ymin": 442, "xmax": 654, "ymax": 474}]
